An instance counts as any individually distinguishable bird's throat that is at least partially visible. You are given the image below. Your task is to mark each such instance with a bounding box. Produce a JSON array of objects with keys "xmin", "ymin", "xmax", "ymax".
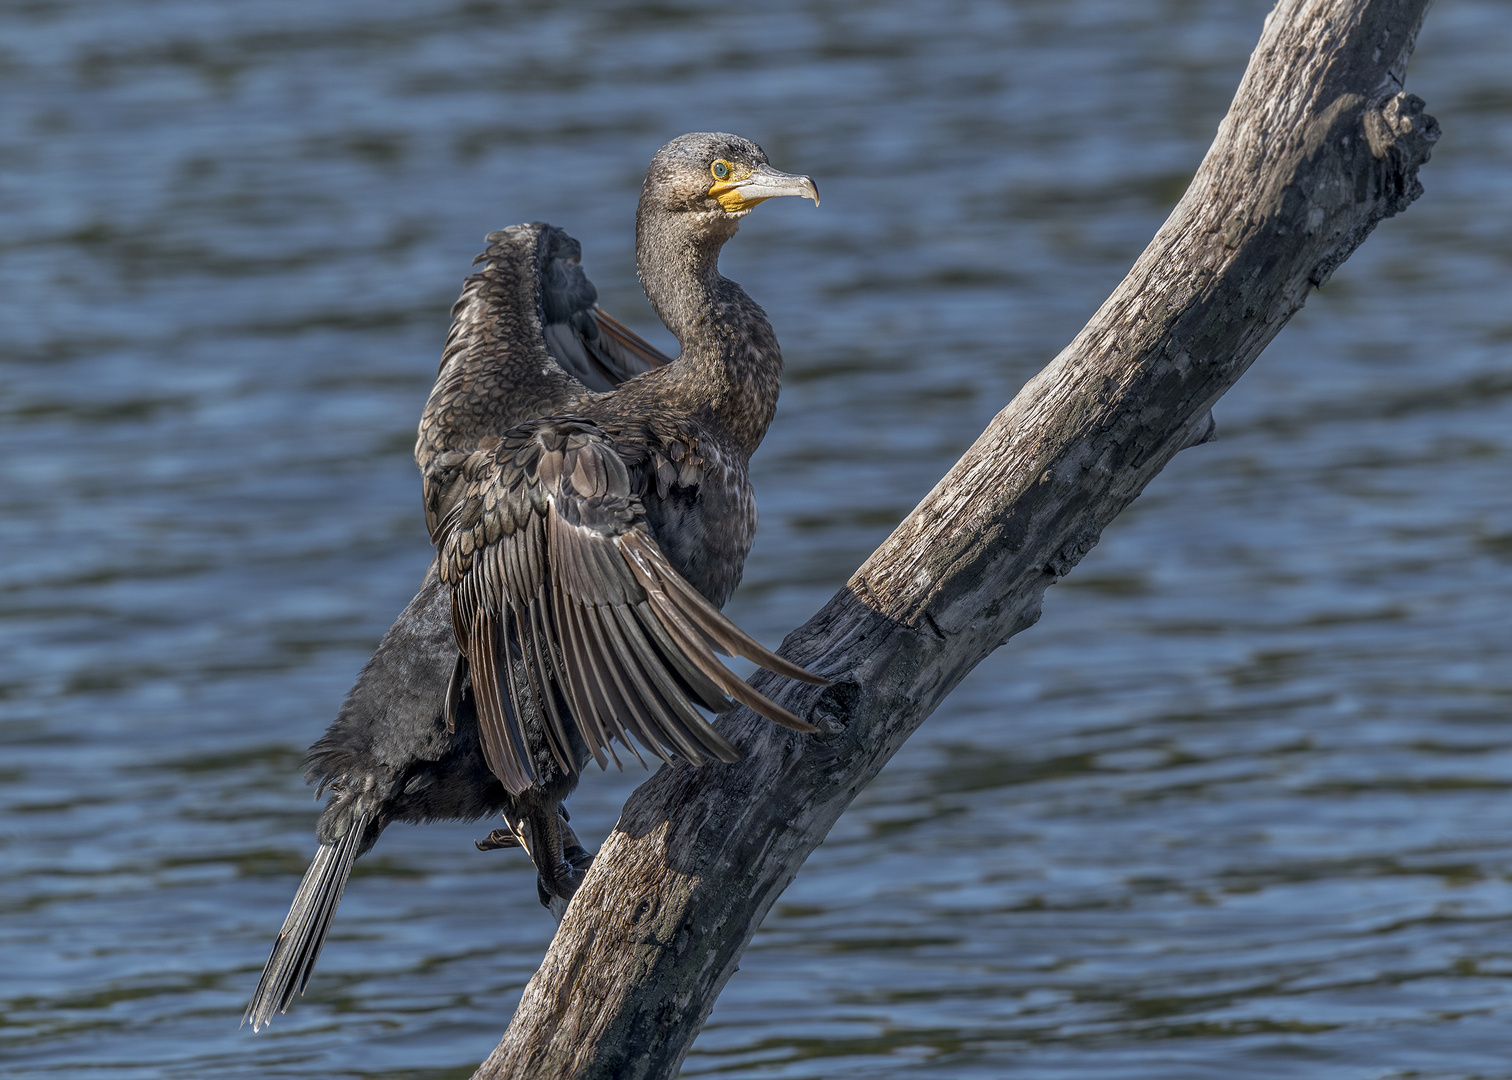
[{"xmin": 637, "ymin": 215, "xmax": 782, "ymax": 457}]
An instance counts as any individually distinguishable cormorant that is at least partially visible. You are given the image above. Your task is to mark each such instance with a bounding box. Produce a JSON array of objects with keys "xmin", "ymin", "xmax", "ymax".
[{"xmin": 246, "ymin": 133, "xmax": 822, "ymax": 1030}]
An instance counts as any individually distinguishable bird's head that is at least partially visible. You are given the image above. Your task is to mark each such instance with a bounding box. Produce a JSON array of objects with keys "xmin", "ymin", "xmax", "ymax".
[{"xmin": 639, "ymin": 133, "xmax": 818, "ymax": 241}]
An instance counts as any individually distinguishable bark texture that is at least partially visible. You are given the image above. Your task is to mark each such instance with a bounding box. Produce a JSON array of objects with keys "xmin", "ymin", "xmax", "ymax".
[{"xmin": 474, "ymin": 1, "xmax": 1439, "ymax": 1075}]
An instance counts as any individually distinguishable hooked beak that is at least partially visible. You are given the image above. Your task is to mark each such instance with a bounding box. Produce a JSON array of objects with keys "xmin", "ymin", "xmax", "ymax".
[{"xmin": 710, "ymin": 163, "xmax": 820, "ymax": 214}]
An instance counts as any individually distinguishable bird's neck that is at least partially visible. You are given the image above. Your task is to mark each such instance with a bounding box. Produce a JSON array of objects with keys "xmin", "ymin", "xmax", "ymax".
[{"xmin": 637, "ymin": 214, "xmax": 782, "ymax": 458}]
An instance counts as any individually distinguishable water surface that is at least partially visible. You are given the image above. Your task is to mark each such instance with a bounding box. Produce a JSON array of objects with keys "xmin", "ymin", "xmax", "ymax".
[{"xmin": 2, "ymin": 1, "xmax": 1511, "ymax": 1077}]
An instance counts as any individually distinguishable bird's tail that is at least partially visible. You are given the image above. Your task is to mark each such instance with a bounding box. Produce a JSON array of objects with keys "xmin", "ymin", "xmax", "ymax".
[{"xmin": 244, "ymin": 811, "xmax": 370, "ymax": 1031}]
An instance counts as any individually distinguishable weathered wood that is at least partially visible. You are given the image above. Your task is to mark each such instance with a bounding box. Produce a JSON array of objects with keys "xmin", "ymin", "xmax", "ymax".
[{"xmin": 473, "ymin": 2, "xmax": 1439, "ymax": 1076}]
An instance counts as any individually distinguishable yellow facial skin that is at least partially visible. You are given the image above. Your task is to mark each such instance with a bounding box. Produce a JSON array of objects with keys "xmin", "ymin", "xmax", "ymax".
[
  {"xmin": 705, "ymin": 158, "xmax": 821, "ymax": 214},
  {"xmin": 707, "ymin": 159, "xmax": 762, "ymax": 213}
]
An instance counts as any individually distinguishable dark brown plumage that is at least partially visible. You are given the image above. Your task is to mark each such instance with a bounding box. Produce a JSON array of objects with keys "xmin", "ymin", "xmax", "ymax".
[{"xmin": 246, "ymin": 133, "xmax": 820, "ymax": 1030}]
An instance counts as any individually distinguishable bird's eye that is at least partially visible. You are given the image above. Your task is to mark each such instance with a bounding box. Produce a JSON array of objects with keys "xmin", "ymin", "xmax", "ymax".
[{"xmin": 711, "ymin": 160, "xmax": 730, "ymax": 180}]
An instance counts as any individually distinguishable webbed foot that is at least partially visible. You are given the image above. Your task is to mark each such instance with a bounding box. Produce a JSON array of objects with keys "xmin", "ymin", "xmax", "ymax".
[
  {"xmin": 483, "ymin": 805, "xmax": 597, "ymax": 920},
  {"xmin": 475, "ymin": 827, "xmax": 521, "ymax": 852},
  {"xmin": 534, "ymin": 825, "xmax": 597, "ymax": 921}
]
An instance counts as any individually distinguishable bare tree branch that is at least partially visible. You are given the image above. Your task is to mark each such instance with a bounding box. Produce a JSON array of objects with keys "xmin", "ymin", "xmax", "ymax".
[{"xmin": 474, "ymin": 1, "xmax": 1439, "ymax": 1076}]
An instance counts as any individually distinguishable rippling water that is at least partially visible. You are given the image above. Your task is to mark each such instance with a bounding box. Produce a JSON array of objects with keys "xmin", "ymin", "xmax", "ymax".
[{"xmin": 3, "ymin": 1, "xmax": 1510, "ymax": 1077}]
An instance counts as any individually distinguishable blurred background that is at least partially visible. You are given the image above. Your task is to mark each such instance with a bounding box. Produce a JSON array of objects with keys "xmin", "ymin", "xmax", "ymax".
[{"xmin": 2, "ymin": 1, "xmax": 1509, "ymax": 1077}]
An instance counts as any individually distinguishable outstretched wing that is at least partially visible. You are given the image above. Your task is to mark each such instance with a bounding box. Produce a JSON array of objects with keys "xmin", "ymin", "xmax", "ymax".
[
  {"xmin": 538, "ymin": 226, "xmax": 672, "ymax": 390},
  {"xmin": 418, "ymin": 224, "xmax": 670, "ymax": 535},
  {"xmin": 435, "ymin": 419, "xmax": 823, "ymax": 797}
]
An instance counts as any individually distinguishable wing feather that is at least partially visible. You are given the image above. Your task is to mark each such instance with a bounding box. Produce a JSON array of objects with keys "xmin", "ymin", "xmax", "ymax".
[
  {"xmin": 443, "ymin": 651, "xmax": 466, "ymax": 735},
  {"xmin": 580, "ymin": 600, "xmax": 680, "ymax": 764},
  {"xmin": 537, "ymin": 227, "xmax": 672, "ymax": 391},
  {"xmin": 497, "ymin": 611, "xmax": 533, "ymax": 772},
  {"xmin": 633, "ymin": 568, "xmax": 818, "ymax": 734},
  {"xmin": 550, "ymin": 574, "xmax": 618, "ymax": 770},
  {"xmin": 628, "ymin": 597, "xmax": 738, "ymax": 715},
  {"xmin": 436, "ymin": 419, "xmax": 826, "ymax": 796},
  {"xmin": 620, "ymin": 530, "xmax": 827, "ymax": 686},
  {"xmin": 524, "ymin": 594, "xmax": 574, "ymax": 773},
  {"xmin": 469, "ymin": 608, "xmax": 526, "ymax": 791},
  {"xmin": 591, "ymin": 609, "xmax": 673, "ymax": 758},
  {"xmin": 591, "ymin": 305, "xmax": 675, "ymax": 370},
  {"xmin": 607, "ymin": 603, "xmax": 739, "ymax": 762},
  {"xmin": 569, "ymin": 599, "xmax": 650, "ymax": 765}
]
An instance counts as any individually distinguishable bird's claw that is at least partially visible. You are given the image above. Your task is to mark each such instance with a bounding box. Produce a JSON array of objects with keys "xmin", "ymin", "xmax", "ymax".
[{"xmin": 475, "ymin": 827, "xmax": 522, "ymax": 852}]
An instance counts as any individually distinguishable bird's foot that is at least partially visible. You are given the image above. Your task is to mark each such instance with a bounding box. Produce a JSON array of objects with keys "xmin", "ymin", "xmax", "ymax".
[
  {"xmin": 475, "ymin": 827, "xmax": 522, "ymax": 852},
  {"xmin": 565, "ymin": 843, "xmax": 594, "ymax": 874},
  {"xmin": 535, "ymin": 843, "xmax": 596, "ymax": 921},
  {"xmin": 536, "ymin": 851, "xmax": 591, "ymax": 901}
]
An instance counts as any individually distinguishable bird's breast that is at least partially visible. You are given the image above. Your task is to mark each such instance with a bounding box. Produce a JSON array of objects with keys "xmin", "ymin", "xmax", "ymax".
[{"xmin": 641, "ymin": 439, "xmax": 755, "ymax": 610}]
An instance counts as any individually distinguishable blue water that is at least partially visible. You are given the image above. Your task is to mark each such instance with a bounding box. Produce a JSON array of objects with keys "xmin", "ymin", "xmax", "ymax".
[{"xmin": 2, "ymin": 1, "xmax": 1510, "ymax": 1076}]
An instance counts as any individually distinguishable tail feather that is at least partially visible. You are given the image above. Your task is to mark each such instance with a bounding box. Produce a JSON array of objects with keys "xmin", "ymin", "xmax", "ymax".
[{"xmin": 244, "ymin": 812, "xmax": 370, "ymax": 1031}]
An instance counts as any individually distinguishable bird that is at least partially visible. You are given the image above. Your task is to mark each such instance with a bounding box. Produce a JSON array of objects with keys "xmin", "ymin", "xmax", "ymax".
[{"xmin": 245, "ymin": 133, "xmax": 823, "ymax": 1031}]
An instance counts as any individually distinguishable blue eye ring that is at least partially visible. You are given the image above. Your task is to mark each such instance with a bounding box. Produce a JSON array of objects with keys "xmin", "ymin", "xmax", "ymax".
[{"xmin": 711, "ymin": 160, "xmax": 730, "ymax": 180}]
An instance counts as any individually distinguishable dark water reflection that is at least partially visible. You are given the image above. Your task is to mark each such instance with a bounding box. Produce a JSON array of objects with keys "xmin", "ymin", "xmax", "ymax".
[{"xmin": 3, "ymin": 1, "xmax": 1510, "ymax": 1076}]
